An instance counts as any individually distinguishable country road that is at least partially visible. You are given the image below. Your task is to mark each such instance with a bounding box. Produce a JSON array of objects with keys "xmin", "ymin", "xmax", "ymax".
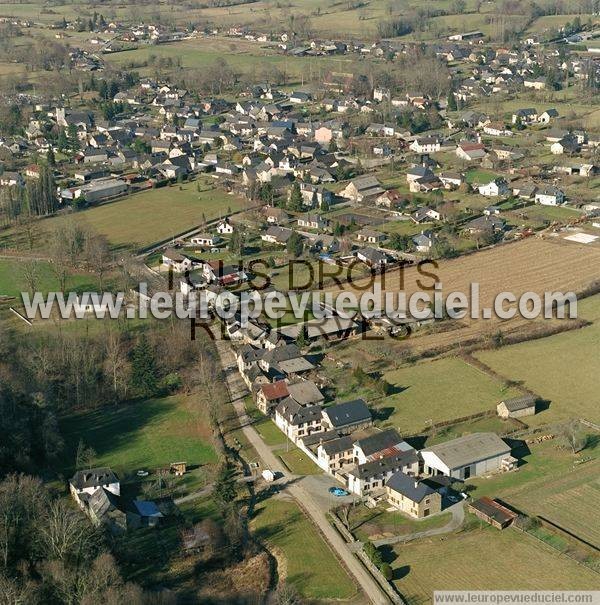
[{"xmin": 211, "ymin": 333, "xmax": 392, "ymax": 605}]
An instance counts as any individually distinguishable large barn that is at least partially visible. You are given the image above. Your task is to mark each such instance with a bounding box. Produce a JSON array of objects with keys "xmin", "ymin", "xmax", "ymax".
[{"xmin": 421, "ymin": 433, "xmax": 515, "ymax": 480}]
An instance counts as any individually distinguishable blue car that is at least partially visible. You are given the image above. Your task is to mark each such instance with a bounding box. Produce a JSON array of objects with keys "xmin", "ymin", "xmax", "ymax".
[{"xmin": 329, "ymin": 486, "xmax": 350, "ymax": 497}]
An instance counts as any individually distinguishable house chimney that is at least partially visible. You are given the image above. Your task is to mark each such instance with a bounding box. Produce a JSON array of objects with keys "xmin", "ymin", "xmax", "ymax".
[{"xmin": 414, "ymin": 478, "xmax": 420, "ymax": 489}]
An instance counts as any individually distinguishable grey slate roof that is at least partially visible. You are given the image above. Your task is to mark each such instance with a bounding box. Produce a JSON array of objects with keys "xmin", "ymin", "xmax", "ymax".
[
  {"xmin": 422, "ymin": 432, "xmax": 510, "ymax": 470},
  {"xmin": 70, "ymin": 468, "xmax": 118, "ymax": 491},
  {"xmin": 323, "ymin": 399, "xmax": 371, "ymax": 428},
  {"xmin": 501, "ymin": 395, "xmax": 536, "ymax": 412},
  {"xmin": 386, "ymin": 471, "xmax": 437, "ymax": 502},
  {"xmin": 349, "ymin": 449, "xmax": 418, "ymax": 480},
  {"xmin": 354, "ymin": 428, "xmax": 403, "ymax": 457}
]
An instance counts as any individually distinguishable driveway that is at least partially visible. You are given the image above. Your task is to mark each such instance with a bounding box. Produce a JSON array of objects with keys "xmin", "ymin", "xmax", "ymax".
[{"xmin": 373, "ymin": 500, "xmax": 465, "ymax": 547}]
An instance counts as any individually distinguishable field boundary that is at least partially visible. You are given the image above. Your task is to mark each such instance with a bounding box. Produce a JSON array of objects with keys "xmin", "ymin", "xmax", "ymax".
[{"xmin": 537, "ymin": 516, "xmax": 600, "ymax": 554}]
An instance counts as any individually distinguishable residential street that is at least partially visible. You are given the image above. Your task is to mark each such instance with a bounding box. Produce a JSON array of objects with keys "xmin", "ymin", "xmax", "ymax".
[{"xmin": 212, "ymin": 334, "xmax": 392, "ymax": 605}]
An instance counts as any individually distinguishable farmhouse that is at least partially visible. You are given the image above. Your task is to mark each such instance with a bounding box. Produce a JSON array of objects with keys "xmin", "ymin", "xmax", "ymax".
[
  {"xmin": 386, "ymin": 472, "xmax": 442, "ymax": 519},
  {"xmin": 162, "ymin": 249, "xmax": 198, "ymax": 273},
  {"xmin": 410, "ymin": 136, "xmax": 441, "ymax": 154},
  {"xmin": 216, "ymin": 218, "xmax": 234, "ymax": 234},
  {"xmin": 512, "ymin": 108, "xmax": 537, "ymax": 125},
  {"xmin": 421, "ymin": 432, "xmax": 514, "ymax": 480},
  {"xmin": 497, "ymin": 395, "xmax": 537, "ymax": 419}
]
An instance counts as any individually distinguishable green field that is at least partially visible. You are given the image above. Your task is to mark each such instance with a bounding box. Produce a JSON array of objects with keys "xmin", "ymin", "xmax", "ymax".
[
  {"xmin": 0, "ymin": 259, "xmax": 101, "ymax": 299},
  {"xmin": 60, "ymin": 394, "xmax": 218, "ymax": 477},
  {"xmin": 475, "ymin": 295, "xmax": 600, "ymax": 425},
  {"xmin": 22, "ymin": 179, "xmax": 246, "ymax": 251},
  {"xmin": 468, "ymin": 436, "xmax": 600, "ymax": 547},
  {"xmin": 392, "ymin": 525, "xmax": 600, "ymax": 602},
  {"xmin": 379, "ymin": 357, "xmax": 521, "ymax": 434},
  {"xmin": 251, "ymin": 498, "xmax": 355, "ymax": 600}
]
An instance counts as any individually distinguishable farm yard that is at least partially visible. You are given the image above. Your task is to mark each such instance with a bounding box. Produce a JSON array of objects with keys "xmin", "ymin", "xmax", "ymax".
[
  {"xmin": 392, "ymin": 525, "xmax": 600, "ymax": 603},
  {"xmin": 251, "ymin": 498, "xmax": 356, "ymax": 601}
]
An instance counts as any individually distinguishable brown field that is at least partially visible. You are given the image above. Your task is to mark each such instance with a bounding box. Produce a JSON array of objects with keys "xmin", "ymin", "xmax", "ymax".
[
  {"xmin": 326, "ymin": 237, "xmax": 600, "ymax": 355},
  {"xmin": 392, "ymin": 526, "xmax": 600, "ymax": 604}
]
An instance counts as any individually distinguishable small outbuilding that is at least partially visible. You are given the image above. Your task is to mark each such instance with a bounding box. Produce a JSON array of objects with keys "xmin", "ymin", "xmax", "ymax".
[
  {"xmin": 468, "ymin": 497, "xmax": 517, "ymax": 529},
  {"xmin": 497, "ymin": 395, "xmax": 536, "ymax": 419}
]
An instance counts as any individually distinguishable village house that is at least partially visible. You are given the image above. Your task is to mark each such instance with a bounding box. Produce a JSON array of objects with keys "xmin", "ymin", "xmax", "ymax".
[
  {"xmin": 274, "ymin": 398, "xmax": 323, "ymax": 442},
  {"xmin": 321, "ymin": 399, "xmax": 372, "ymax": 434},
  {"xmin": 439, "ymin": 172, "xmax": 464, "ymax": 189},
  {"xmin": 216, "ymin": 218, "xmax": 234, "ymax": 234},
  {"xmin": 385, "ymin": 472, "xmax": 442, "ymax": 519},
  {"xmin": 456, "ymin": 142, "xmax": 486, "ymax": 161},
  {"xmin": 355, "ymin": 247, "xmax": 389, "ymax": 269},
  {"xmin": 497, "ymin": 395, "xmax": 537, "ymax": 419},
  {"xmin": 162, "ymin": 249, "xmax": 198, "ymax": 273},
  {"xmin": 262, "ymin": 225, "xmax": 294, "ymax": 245},
  {"xmin": 347, "ymin": 449, "xmax": 419, "ymax": 496},
  {"xmin": 340, "ymin": 176, "xmax": 385, "ymax": 203},
  {"xmin": 512, "ymin": 108, "xmax": 537, "ymax": 125},
  {"xmin": 356, "ymin": 228, "xmax": 386, "ymax": 244},
  {"xmin": 375, "ymin": 189, "xmax": 404, "ymax": 208},
  {"xmin": 297, "ymin": 214, "xmax": 329, "ymax": 230},
  {"xmin": 478, "ymin": 177, "xmax": 509, "ymax": 197},
  {"xmin": 421, "ymin": 432, "xmax": 515, "ymax": 480},
  {"xmin": 535, "ymin": 186, "xmax": 565, "ymax": 206},
  {"xmin": 190, "ymin": 233, "xmax": 221, "ymax": 247},
  {"xmin": 410, "ymin": 136, "xmax": 442, "ymax": 154},
  {"xmin": 411, "ymin": 207, "xmax": 441, "ymax": 223},
  {"xmin": 317, "ymin": 436, "xmax": 355, "ymax": 473},
  {"xmin": 256, "ymin": 380, "xmax": 289, "ymax": 414},
  {"xmin": 353, "ymin": 429, "xmax": 407, "ymax": 464}
]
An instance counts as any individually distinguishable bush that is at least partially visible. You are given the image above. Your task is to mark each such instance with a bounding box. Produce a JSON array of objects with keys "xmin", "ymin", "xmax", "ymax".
[{"xmin": 380, "ymin": 562, "xmax": 393, "ymax": 581}]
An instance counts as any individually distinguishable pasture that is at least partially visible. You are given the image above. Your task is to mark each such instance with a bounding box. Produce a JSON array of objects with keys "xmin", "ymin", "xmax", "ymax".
[
  {"xmin": 392, "ymin": 526, "xmax": 600, "ymax": 602},
  {"xmin": 380, "ymin": 357, "xmax": 520, "ymax": 434},
  {"xmin": 60, "ymin": 394, "xmax": 218, "ymax": 477},
  {"xmin": 0, "ymin": 258, "xmax": 101, "ymax": 299},
  {"xmin": 469, "ymin": 438, "xmax": 600, "ymax": 549},
  {"xmin": 251, "ymin": 498, "xmax": 356, "ymax": 600},
  {"xmin": 475, "ymin": 295, "xmax": 600, "ymax": 425},
  {"xmin": 11, "ymin": 179, "xmax": 247, "ymax": 251}
]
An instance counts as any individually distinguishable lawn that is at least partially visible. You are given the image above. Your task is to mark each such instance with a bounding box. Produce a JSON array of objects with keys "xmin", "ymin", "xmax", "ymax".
[
  {"xmin": 392, "ymin": 525, "xmax": 600, "ymax": 602},
  {"xmin": 505, "ymin": 204, "xmax": 581, "ymax": 228},
  {"xmin": 475, "ymin": 295, "xmax": 600, "ymax": 425},
  {"xmin": 24, "ymin": 179, "xmax": 246, "ymax": 251},
  {"xmin": 348, "ymin": 505, "xmax": 452, "ymax": 542},
  {"xmin": 379, "ymin": 357, "xmax": 521, "ymax": 435},
  {"xmin": 244, "ymin": 397, "xmax": 288, "ymax": 447},
  {"xmin": 275, "ymin": 447, "xmax": 322, "ymax": 475},
  {"xmin": 60, "ymin": 394, "xmax": 218, "ymax": 477},
  {"xmin": 251, "ymin": 498, "xmax": 356, "ymax": 600}
]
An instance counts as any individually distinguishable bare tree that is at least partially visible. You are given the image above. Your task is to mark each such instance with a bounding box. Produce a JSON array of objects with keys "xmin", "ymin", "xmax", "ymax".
[
  {"xmin": 561, "ymin": 419, "xmax": 586, "ymax": 454},
  {"xmin": 21, "ymin": 260, "xmax": 40, "ymax": 298}
]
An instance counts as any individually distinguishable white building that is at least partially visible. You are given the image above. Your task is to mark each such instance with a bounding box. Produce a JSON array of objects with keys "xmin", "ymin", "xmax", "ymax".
[{"xmin": 421, "ymin": 433, "xmax": 514, "ymax": 480}]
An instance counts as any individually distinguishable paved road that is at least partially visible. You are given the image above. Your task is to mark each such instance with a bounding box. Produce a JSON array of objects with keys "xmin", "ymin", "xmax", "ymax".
[
  {"xmin": 212, "ymin": 334, "xmax": 391, "ymax": 605},
  {"xmin": 373, "ymin": 501, "xmax": 465, "ymax": 547}
]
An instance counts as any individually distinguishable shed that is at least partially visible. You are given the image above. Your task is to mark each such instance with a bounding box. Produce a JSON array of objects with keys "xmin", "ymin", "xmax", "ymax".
[
  {"xmin": 468, "ymin": 497, "xmax": 517, "ymax": 529},
  {"xmin": 497, "ymin": 395, "xmax": 536, "ymax": 419}
]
